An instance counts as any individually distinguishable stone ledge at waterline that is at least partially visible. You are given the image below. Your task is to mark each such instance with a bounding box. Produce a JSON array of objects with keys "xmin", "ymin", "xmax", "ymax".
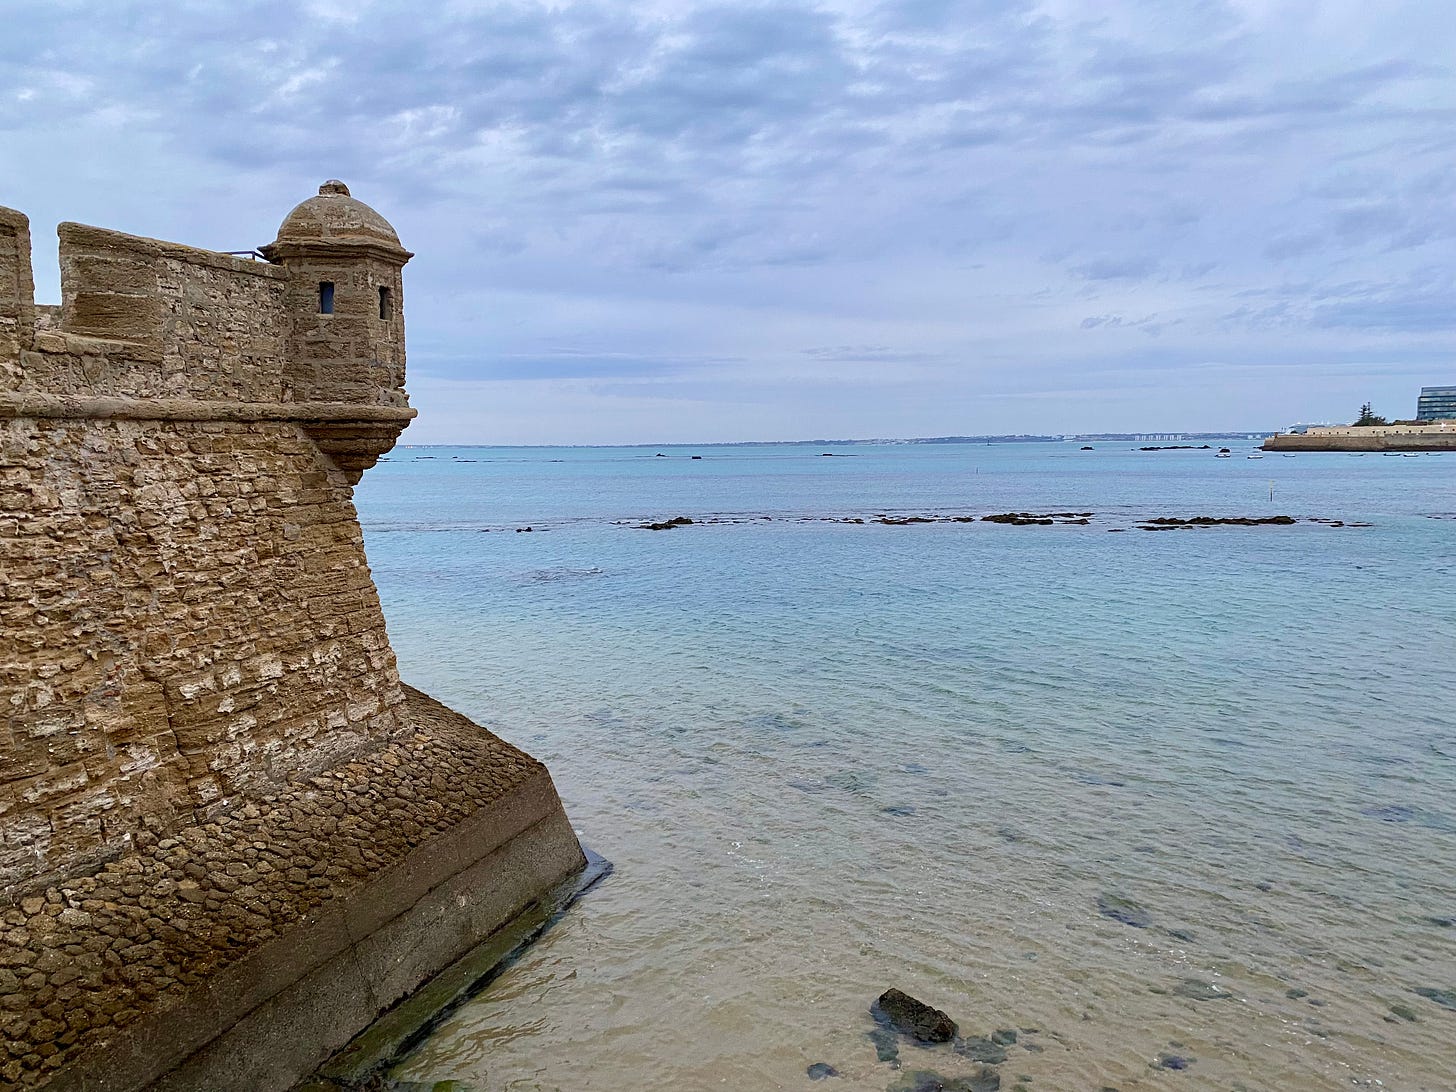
[{"xmin": 0, "ymin": 184, "xmax": 589, "ymax": 1090}]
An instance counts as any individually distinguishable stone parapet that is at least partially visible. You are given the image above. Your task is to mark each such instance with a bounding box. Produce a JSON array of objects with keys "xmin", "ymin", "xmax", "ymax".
[{"xmin": 51, "ymin": 222, "xmax": 288, "ymax": 399}]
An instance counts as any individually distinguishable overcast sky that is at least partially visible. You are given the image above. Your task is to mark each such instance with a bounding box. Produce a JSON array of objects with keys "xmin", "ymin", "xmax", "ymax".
[{"xmin": 4, "ymin": 0, "xmax": 1454, "ymax": 443}]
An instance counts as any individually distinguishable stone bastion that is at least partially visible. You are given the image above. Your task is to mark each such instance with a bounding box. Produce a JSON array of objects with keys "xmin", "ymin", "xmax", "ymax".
[{"xmin": 0, "ymin": 184, "xmax": 588, "ymax": 1090}]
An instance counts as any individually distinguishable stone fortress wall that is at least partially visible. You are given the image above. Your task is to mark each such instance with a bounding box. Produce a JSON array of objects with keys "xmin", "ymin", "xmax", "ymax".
[
  {"xmin": 0, "ymin": 186, "xmax": 587, "ymax": 1090},
  {"xmin": 1262, "ymin": 420, "xmax": 1456, "ymax": 451}
]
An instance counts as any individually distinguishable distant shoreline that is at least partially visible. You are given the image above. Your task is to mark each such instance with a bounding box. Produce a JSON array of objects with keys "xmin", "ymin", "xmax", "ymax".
[{"xmin": 397, "ymin": 432, "xmax": 1271, "ymax": 450}]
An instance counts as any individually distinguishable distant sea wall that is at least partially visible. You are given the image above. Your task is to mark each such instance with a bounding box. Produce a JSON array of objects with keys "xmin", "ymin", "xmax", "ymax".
[
  {"xmin": 0, "ymin": 188, "xmax": 586, "ymax": 1090},
  {"xmin": 1263, "ymin": 425, "xmax": 1456, "ymax": 451}
]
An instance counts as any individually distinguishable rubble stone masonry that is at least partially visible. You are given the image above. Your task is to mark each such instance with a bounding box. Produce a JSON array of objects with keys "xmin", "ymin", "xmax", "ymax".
[{"xmin": 0, "ymin": 187, "xmax": 587, "ymax": 1090}]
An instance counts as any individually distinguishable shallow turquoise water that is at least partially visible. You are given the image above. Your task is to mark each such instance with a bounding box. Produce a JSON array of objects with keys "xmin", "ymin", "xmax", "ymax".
[{"xmin": 357, "ymin": 441, "xmax": 1456, "ymax": 1091}]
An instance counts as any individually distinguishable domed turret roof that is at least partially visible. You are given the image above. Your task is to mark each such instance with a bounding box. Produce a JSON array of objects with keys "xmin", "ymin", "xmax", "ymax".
[{"xmin": 267, "ymin": 181, "xmax": 404, "ymax": 251}]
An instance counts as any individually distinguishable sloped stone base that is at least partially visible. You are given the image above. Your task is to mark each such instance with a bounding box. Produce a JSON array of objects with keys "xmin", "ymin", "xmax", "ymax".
[{"xmin": 7, "ymin": 688, "xmax": 587, "ymax": 1092}]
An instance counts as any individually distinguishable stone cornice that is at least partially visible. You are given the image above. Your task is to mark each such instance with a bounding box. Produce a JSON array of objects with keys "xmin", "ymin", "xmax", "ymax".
[
  {"xmin": 0, "ymin": 391, "xmax": 417, "ymax": 424},
  {"xmin": 258, "ymin": 239, "xmax": 414, "ymax": 265}
]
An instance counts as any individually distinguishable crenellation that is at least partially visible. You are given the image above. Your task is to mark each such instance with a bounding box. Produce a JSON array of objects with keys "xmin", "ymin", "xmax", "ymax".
[
  {"xmin": 0, "ymin": 206, "xmax": 36, "ymax": 370},
  {"xmin": 57, "ymin": 223, "xmax": 165, "ymax": 352}
]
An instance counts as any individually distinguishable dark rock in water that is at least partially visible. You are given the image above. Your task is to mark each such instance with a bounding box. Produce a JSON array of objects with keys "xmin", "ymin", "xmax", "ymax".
[
  {"xmin": 893, "ymin": 1069, "xmax": 1000, "ymax": 1092},
  {"xmin": 638, "ymin": 516, "xmax": 694, "ymax": 530},
  {"xmin": 789, "ymin": 778, "xmax": 828, "ymax": 794},
  {"xmin": 1413, "ymin": 987, "xmax": 1456, "ymax": 1010},
  {"xmin": 991, "ymin": 1028, "xmax": 1017, "ymax": 1045},
  {"xmin": 1424, "ymin": 916, "xmax": 1455, "ymax": 928},
  {"xmin": 1076, "ymin": 772, "xmax": 1126, "ymax": 787},
  {"xmin": 982, "ymin": 512, "xmax": 1054, "ymax": 526},
  {"xmin": 1155, "ymin": 1053, "xmax": 1193, "ymax": 1070},
  {"xmin": 881, "ymin": 804, "xmax": 918, "ymax": 817},
  {"xmin": 807, "ymin": 1062, "xmax": 839, "ymax": 1079},
  {"xmin": 1389, "ymin": 1003, "xmax": 1419, "ymax": 1022},
  {"xmin": 868, "ymin": 1026, "xmax": 900, "ymax": 1063},
  {"xmin": 691, "ymin": 455, "xmax": 703, "ymax": 460},
  {"xmin": 1285, "ymin": 987, "xmax": 1308, "ymax": 999},
  {"xmin": 1139, "ymin": 514, "xmax": 1295, "ymax": 529},
  {"xmin": 874, "ymin": 988, "xmax": 958, "ymax": 1042},
  {"xmin": 1171, "ymin": 978, "xmax": 1231, "ymax": 1002},
  {"xmin": 954, "ymin": 1036, "xmax": 1007, "ymax": 1064},
  {"xmin": 1362, "ymin": 805, "xmax": 1456, "ymax": 833},
  {"xmin": 1165, "ymin": 928, "xmax": 1196, "ymax": 942},
  {"xmin": 1096, "ymin": 893, "xmax": 1153, "ymax": 928},
  {"xmin": 1081, "ymin": 445, "xmax": 1094, "ymax": 450},
  {"xmin": 655, "ymin": 452, "xmax": 667, "ymax": 456}
]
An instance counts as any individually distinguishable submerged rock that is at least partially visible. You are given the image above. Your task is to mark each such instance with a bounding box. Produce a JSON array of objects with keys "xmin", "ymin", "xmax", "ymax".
[
  {"xmin": 873, "ymin": 989, "xmax": 958, "ymax": 1042},
  {"xmin": 1413, "ymin": 987, "xmax": 1456, "ymax": 1010},
  {"xmin": 892, "ymin": 1069, "xmax": 1000, "ymax": 1092},
  {"xmin": 807, "ymin": 1062, "xmax": 840, "ymax": 1079},
  {"xmin": 868, "ymin": 1026, "xmax": 901, "ymax": 1063},
  {"xmin": 1155, "ymin": 1053, "xmax": 1193, "ymax": 1070},
  {"xmin": 1171, "ymin": 978, "xmax": 1232, "ymax": 1002},
  {"xmin": 1096, "ymin": 893, "xmax": 1153, "ymax": 928},
  {"xmin": 953, "ymin": 1036, "xmax": 1007, "ymax": 1064}
]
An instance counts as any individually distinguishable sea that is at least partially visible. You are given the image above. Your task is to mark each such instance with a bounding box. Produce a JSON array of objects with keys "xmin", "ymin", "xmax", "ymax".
[{"xmin": 353, "ymin": 439, "xmax": 1456, "ymax": 1092}]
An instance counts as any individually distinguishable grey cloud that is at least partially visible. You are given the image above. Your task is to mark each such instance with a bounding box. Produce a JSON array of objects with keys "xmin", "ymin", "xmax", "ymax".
[
  {"xmin": 1070, "ymin": 257, "xmax": 1158, "ymax": 281},
  {"xmin": 803, "ymin": 346, "xmax": 943, "ymax": 363},
  {"xmin": 1265, "ymin": 234, "xmax": 1322, "ymax": 261},
  {"xmin": 1309, "ymin": 271, "xmax": 1456, "ymax": 331},
  {"xmin": 1080, "ymin": 313, "xmax": 1182, "ymax": 337}
]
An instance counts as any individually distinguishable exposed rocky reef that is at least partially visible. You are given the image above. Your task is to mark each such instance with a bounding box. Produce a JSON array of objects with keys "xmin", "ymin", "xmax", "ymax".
[{"xmin": 618, "ymin": 510, "xmax": 1370, "ymax": 532}]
